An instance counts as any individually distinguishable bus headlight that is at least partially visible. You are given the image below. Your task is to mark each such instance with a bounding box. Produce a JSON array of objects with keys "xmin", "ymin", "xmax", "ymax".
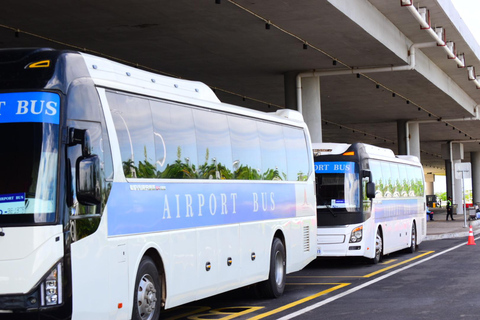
[
  {"xmin": 40, "ymin": 261, "xmax": 63, "ymax": 307},
  {"xmin": 349, "ymin": 226, "xmax": 363, "ymax": 243}
]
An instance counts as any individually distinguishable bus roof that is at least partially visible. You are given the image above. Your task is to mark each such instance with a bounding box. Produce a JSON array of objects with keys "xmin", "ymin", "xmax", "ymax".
[
  {"xmin": 313, "ymin": 142, "xmax": 421, "ymax": 165},
  {"xmin": 80, "ymin": 52, "xmax": 305, "ymax": 126},
  {"xmin": 81, "ymin": 53, "xmax": 220, "ymax": 103}
]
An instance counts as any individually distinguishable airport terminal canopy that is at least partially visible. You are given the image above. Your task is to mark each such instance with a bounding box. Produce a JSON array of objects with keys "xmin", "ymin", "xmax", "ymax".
[{"xmin": 1, "ymin": 0, "xmax": 480, "ymax": 175}]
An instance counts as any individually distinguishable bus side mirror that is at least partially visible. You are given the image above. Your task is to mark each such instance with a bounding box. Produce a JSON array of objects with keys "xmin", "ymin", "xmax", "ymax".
[
  {"xmin": 362, "ymin": 169, "xmax": 372, "ymax": 180},
  {"xmin": 68, "ymin": 128, "xmax": 102, "ymax": 206},
  {"xmin": 76, "ymin": 154, "xmax": 102, "ymax": 206},
  {"xmin": 366, "ymin": 181, "xmax": 376, "ymax": 199},
  {"xmin": 68, "ymin": 128, "xmax": 92, "ymax": 157}
]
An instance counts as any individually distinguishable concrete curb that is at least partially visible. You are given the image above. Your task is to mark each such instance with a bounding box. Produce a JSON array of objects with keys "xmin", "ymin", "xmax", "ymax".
[{"xmin": 424, "ymin": 219, "xmax": 480, "ymax": 241}]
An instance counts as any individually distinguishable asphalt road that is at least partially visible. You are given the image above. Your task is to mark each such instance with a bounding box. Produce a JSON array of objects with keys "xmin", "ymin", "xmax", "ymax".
[{"xmin": 161, "ymin": 235, "xmax": 480, "ymax": 320}]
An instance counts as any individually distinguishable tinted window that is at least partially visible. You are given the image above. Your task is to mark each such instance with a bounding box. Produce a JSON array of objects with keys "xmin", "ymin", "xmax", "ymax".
[
  {"xmin": 369, "ymin": 159, "xmax": 383, "ymax": 198},
  {"xmin": 284, "ymin": 126, "xmax": 309, "ymax": 181},
  {"xmin": 193, "ymin": 109, "xmax": 233, "ymax": 179},
  {"xmin": 398, "ymin": 164, "xmax": 409, "ymax": 197},
  {"xmin": 257, "ymin": 121, "xmax": 287, "ymax": 180},
  {"xmin": 389, "ymin": 163, "xmax": 400, "ymax": 197},
  {"xmin": 410, "ymin": 166, "xmax": 424, "ymax": 196},
  {"xmin": 151, "ymin": 100, "xmax": 197, "ymax": 179},
  {"xmin": 228, "ymin": 116, "xmax": 261, "ymax": 180},
  {"xmin": 107, "ymin": 91, "xmax": 309, "ymax": 182},
  {"xmin": 108, "ymin": 92, "xmax": 155, "ymax": 178},
  {"xmin": 380, "ymin": 161, "xmax": 392, "ymax": 198}
]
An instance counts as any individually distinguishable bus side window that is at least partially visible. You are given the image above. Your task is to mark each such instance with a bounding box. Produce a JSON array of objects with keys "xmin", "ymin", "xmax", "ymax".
[
  {"xmin": 193, "ymin": 109, "xmax": 233, "ymax": 179},
  {"xmin": 107, "ymin": 92, "xmax": 155, "ymax": 178},
  {"xmin": 151, "ymin": 100, "xmax": 198, "ymax": 179},
  {"xmin": 283, "ymin": 126, "xmax": 310, "ymax": 181},
  {"xmin": 389, "ymin": 163, "xmax": 400, "ymax": 197},
  {"xmin": 398, "ymin": 164, "xmax": 408, "ymax": 197},
  {"xmin": 257, "ymin": 121, "xmax": 287, "ymax": 180},
  {"xmin": 228, "ymin": 116, "xmax": 261, "ymax": 180},
  {"xmin": 369, "ymin": 159, "xmax": 382, "ymax": 198},
  {"xmin": 67, "ymin": 80, "xmax": 113, "ymax": 182}
]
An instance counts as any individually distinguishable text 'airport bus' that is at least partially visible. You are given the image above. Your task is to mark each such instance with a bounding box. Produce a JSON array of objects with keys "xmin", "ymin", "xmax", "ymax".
[
  {"xmin": 313, "ymin": 142, "xmax": 426, "ymax": 263},
  {"xmin": 0, "ymin": 48, "xmax": 317, "ymax": 319}
]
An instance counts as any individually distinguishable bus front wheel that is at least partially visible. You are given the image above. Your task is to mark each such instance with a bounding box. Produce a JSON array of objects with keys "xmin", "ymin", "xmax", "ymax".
[
  {"xmin": 132, "ymin": 256, "xmax": 161, "ymax": 320},
  {"xmin": 372, "ymin": 229, "xmax": 383, "ymax": 264},
  {"xmin": 258, "ymin": 237, "xmax": 286, "ymax": 298}
]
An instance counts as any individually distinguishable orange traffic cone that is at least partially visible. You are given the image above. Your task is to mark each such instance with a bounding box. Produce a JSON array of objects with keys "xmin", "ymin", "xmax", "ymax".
[{"xmin": 467, "ymin": 225, "xmax": 476, "ymax": 245}]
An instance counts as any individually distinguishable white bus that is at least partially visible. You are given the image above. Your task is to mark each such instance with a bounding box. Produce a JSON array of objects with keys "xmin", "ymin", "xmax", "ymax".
[
  {"xmin": 313, "ymin": 143, "xmax": 426, "ymax": 263},
  {"xmin": 0, "ymin": 48, "xmax": 317, "ymax": 319}
]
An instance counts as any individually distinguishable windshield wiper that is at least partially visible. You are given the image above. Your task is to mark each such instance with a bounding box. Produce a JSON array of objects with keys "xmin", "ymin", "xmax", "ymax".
[{"xmin": 325, "ymin": 205, "xmax": 337, "ymax": 217}]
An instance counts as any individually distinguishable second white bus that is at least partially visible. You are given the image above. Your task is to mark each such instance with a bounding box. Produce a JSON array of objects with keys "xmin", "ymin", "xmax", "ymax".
[{"xmin": 313, "ymin": 142, "xmax": 426, "ymax": 263}]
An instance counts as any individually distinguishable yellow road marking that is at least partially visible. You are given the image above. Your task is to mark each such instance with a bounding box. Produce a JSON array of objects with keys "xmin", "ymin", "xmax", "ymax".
[
  {"xmin": 165, "ymin": 306, "xmax": 211, "ymax": 320},
  {"xmin": 363, "ymin": 251, "xmax": 434, "ymax": 278},
  {"xmin": 169, "ymin": 252, "xmax": 435, "ymax": 319},
  {"xmin": 188, "ymin": 306, "xmax": 264, "ymax": 320},
  {"xmin": 289, "ymin": 251, "xmax": 435, "ymax": 281},
  {"xmin": 248, "ymin": 283, "xmax": 350, "ymax": 320},
  {"xmin": 288, "ymin": 275, "xmax": 364, "ymax": 278}
]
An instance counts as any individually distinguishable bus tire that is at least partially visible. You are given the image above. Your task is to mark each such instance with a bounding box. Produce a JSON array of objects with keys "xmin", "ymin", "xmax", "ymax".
[
  {"xmin": 408, "ymin": 222, "xmax": 417, "ymax": 253},
  {"xmin": 259, "ymin": 237, "xmax": 286, "ymax": 298},
  {"xmin": 132, "ymin": 256, "xmax": 161, "ymax": 320},
  {"xmin": 372, "ymin": 229, "xmax": 383, "ymax": 264}
]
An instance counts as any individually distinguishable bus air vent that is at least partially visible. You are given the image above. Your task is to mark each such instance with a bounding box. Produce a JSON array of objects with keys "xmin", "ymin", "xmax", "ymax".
[{"xmin": 303, "ymin": 226, "xmax": 310, "ymax": 252}]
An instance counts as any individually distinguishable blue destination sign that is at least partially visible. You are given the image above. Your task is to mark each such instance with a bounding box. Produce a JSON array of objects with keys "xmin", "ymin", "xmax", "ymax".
[
  {"xmin": 107, "ymin": 182, "xmax": 298, "ymax": 236},
  {"xmin": 0, "ymin": 92, "xmax": 60, "ymax": 124},
  {"xmin": 0, "ymin": 193, "xmax": 25, "ymax": 203},
  {"xmin": 314, "ymin": 161, "xmax": 356, "ymax": 174},
  {"xmin": 0, "ymin": 193, "xmax": 25, "ymax": 215}
]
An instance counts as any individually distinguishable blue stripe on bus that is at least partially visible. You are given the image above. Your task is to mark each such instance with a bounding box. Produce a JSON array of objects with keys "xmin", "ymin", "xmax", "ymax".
[
  {"xmin": 0, "ymin": 92, "xmax": 60, "ymax": 124},
  {"xmin": 107, "ymin": 182, "xmax": 297, "ymax": 236}
]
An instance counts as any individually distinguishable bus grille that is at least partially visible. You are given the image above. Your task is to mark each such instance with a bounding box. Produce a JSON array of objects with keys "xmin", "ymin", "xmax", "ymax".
[{"xmin": 303, "ymin": 226, "xmax": 310, "ymax": 252}]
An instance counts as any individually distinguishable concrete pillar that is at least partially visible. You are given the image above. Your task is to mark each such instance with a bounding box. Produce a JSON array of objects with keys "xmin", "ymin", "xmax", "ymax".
[
  {"xmin": 471, "ymin": 151, "xmax": 480, "ymax": 205},
  {"xmin": 442, "ymin": 143, "xmax": 465, "ymax": 216},
  {"xmin": 453, "ymin": 159, "xmax": 464, "ymax": 216},
  {"xmin": 301, "ymin": 76, "xmax": 323, "ymax": 143},
  {"xmin": 284, "ymin": 71, "xmax": 297, "ymax": 110},
  {"xmin": 425, "ymin": 173, "xmax": 434, "ymax": 195},
  {"xmin": 425, "ymin": 181, "xmax": 434, "ymax": 195},
  {"xmin": 445, "ymin": 159, "xmax": 453, "ymax": 199},
  {"xmin": 407, "ymin": 122, "xmax": 420, "ymax": 160},
  {"xmin": 397, "ymin": 120, "xmax": 407, "ymax": 155}
]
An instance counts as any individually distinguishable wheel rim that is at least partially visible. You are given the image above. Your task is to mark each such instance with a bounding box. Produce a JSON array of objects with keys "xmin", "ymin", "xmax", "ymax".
[
  {"xmin": 136, "ymin": 274, "xmax": 157, "ymax": 320},
  {"xmin": 375, "ymin": 232, "xmax": 382, "ymax": 258},
  {"xmin": 411, "ymin": 225, "xmax": 416, "ymax": 248},
  {"xmin": 274, "ymin": 251, "xmax": 285, "ymax": 287}
]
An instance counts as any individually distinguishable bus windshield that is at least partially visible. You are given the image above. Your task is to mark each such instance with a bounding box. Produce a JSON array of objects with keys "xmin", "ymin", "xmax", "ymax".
[
  {"xmin": 315, "ymin": 161, "xmax": 360, "ymax": 212},
  {"xmin": 0, "ymin": 92, "xmax": 60, "ymax": 226}
]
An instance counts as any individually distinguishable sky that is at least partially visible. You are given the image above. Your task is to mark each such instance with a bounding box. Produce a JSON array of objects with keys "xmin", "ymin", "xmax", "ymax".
[
  {"xmin": 434, "ymin": 175, "xmax": 472, "ymax": 194},
  {"xmin": 451, "ymin": 0, "xmax": 480, "ymax": 45}
]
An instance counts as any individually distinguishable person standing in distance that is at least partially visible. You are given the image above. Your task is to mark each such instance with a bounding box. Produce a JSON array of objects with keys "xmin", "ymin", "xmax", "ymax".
[{"xmin": 446, "ymin": 196, "xmax": 454, "ymax": 221}]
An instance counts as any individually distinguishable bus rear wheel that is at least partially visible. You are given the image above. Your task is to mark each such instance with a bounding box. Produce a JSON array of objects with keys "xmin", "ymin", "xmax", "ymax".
[
  {"xmin": 258, "ymin": 237, "xmax": 286, "ymax": 298},
  {"xmin": 408, "ymin": 222, "xmax": 417, "ymax": 253},
  {"xmin": 132, "ymin": 256, "xmax": 161, "ymax": 320}
]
